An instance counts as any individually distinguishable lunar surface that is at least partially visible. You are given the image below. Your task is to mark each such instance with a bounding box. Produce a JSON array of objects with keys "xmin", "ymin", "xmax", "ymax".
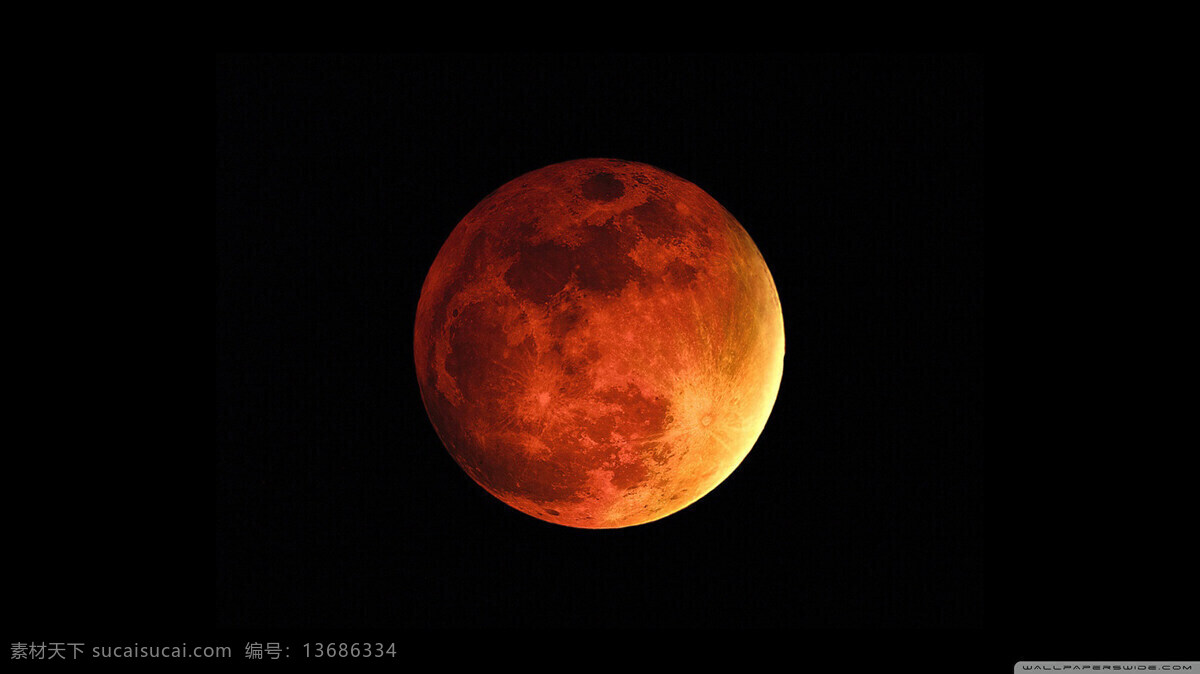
[{"xmin": 414, "ymin": 158, "xmax": 784, "ymax": 528}]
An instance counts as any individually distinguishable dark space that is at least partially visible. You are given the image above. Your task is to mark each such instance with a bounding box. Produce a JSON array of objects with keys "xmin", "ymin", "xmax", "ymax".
[
  {"xmin": 5, "ymin": 54, "xmax": 1186, "ymax": 667},
  {"xmin": 212, "ymin": 54, "xmax": 986, "ymax": 632}
]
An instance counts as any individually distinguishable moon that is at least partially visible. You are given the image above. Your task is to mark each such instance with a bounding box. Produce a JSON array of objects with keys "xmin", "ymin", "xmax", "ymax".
[{"xmin": 414, "ymin": 158, "xmax": 784, "ymax": 528}]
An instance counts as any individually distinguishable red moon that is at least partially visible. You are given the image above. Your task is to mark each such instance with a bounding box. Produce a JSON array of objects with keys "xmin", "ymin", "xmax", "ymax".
[{"xmin": 414, "ymin": 159, "xmax": 784, "ymax": 528}]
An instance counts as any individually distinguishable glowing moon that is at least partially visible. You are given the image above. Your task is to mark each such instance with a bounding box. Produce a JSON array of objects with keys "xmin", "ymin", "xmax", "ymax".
[{"xmin": 414, "ymin": 158, "xmax": 784, "ymax": 528}]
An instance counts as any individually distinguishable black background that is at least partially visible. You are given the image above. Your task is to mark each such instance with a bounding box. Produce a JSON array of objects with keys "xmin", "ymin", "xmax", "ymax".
[
  {"xmin": 7, "ymin": 52, "xmax": 1191, "ymax": 667},
  {"xmin": 213, "ymin": 54, "xmax": 986, "ymax": 632}
]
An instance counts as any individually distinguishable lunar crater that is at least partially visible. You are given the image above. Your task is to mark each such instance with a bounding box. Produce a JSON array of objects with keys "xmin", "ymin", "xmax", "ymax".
[{"xmin": 581, "ymin": 171, "xmax": 626, "ymax": 202}]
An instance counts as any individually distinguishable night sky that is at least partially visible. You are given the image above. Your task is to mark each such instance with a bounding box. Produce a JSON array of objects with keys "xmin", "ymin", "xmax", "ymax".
[
  {"xmin": 3, "ymin": 54, "xmax": 1184, "ymax": 667},
  {"xmin": 212, "ymin": 54, "xmax": 985, "ymax": 631}
]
